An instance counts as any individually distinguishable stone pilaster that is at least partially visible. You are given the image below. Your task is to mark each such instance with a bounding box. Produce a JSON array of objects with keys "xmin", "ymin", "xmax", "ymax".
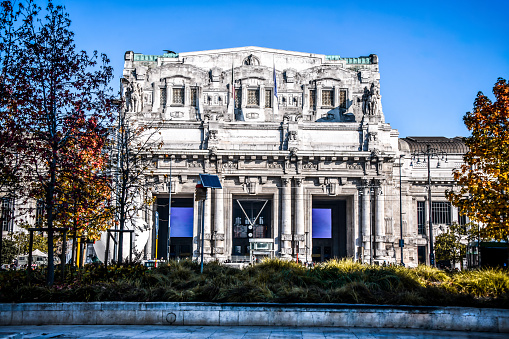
[
  {"xmin": 281, "ymin": 177, "xmax": 292, "ymax": 256},
  {"xmin": 213, "ymin": 186, "xmax": 225, "ymax": 258},
  {"xmin": 295, "ymin": 178, "xmax": 305, "ymax": 252},
  {"xmin": 204, "ymin": 187, "xmax": 212, "ymax": 256},
  {"xmin": 361, "ymin": 184, "xmax": 371, "ymax": 263},
  {"xmin": 375, "ymin": 186, "xmax": 385, "ymax": 259}
]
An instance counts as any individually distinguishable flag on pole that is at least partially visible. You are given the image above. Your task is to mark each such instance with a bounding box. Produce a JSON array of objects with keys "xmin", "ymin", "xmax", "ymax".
[
  {"xmin": 231, "ymin": 62, "xmax": 235, "ymax": 108},
  {"xmin": 273, "ymin": 63, "xmax": 278, "ymax": 116}
]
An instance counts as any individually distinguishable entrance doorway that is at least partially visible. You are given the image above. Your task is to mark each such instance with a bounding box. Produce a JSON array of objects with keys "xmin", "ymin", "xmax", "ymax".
[
  {"xmin": 232, "ymin": 199, "xmax": 272, "ymax": 260},
  {"xmin": 156, "ymin": 197, "xmax": 194, "ymax": 260},
  {"xmin": 311, "ymin": 199, "xmax": 346, "ymax": 262}
]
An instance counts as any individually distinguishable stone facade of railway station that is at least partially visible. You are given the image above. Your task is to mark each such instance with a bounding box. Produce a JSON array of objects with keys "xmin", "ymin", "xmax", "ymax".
[{"xmin": 120, "ymin": 46, "xmax": 467, "ymax": 267}]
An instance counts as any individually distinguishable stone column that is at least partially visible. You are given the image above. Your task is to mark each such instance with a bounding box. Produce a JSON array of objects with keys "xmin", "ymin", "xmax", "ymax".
[
  {"xmin": 295, "ymin": 178, "xmax": 305, "ymax": 236},
  {"xmin": 295, "ymin": 178, "xmax": 305, "ymax": 259},
  {"xmin": 375, "ymin": 186, "xmax": 385, "ymax": 258},
  {"xmin": 204, "ymin": 187, "xmax": 212, "ymax": 257},
  {"xmin": 281, "ymin": 177, "xmax": 292, "ymax": 257},
  {"xmin": 213, "ymin": 187, "xmax": 224, "ymax": 258},
  {"xmin": 361, "ymin": 186, "xmax": 371, "ymax": 263}
]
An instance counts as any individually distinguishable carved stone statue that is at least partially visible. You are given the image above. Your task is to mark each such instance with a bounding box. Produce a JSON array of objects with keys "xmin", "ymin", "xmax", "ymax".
[
  {"xmin": 362, "ymin": 83, "xmax": 381, "ymax": 116},
  {"xmin": 362, "ymin": 86, "xmax": 370, "ymax": 115},
  {"xmin": 123, "ymin": 81, "xmax": 144, "ymax": 112}
]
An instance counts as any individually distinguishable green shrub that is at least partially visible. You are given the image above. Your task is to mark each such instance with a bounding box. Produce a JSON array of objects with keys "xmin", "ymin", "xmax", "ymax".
[{"xmin": 0, "ymin": 258, "xmax": 507, "ymax": 308}]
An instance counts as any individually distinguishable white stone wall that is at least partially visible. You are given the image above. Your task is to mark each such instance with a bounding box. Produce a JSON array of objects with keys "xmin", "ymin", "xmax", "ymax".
[{"xmin": 120, "ymin": 47, "xmax": 464, "ymax": 267}]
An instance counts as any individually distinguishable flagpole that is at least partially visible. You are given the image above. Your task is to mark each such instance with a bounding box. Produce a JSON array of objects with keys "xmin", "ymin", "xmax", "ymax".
[
  {"xmin": 231, "ymin": 59, "xmax": 235, "ymax": 115},
  {"xmin": 273, "ymin": 57, "xmax": 278, "ymax": 118}
]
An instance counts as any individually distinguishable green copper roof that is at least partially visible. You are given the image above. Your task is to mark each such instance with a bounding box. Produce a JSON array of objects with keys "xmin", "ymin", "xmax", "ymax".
[
  {"xmin": 326, "ymin": 55, "xmax": 371, "ymax": 64},
  {"xmin": 133, "ymin": 52, "xmax": 179, "ymax": 62}
]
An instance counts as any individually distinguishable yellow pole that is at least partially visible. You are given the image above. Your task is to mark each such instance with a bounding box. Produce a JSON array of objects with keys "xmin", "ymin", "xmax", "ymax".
[
  {"xmin": 76, "ymin": 237, "xmax": 81, "ymax": 268},
  {"xmin": 155, "ymin": 233, "xmax": 158, "ymax": 267}
]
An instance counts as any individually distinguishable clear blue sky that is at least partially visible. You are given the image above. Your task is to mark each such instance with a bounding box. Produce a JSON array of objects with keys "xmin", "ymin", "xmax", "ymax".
[{"xmin": 58, "ymin": 0, "xmax": 508, "ymax": 138}]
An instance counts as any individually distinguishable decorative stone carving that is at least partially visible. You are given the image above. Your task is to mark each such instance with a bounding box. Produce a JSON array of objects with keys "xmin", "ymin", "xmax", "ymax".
[
  {"xmin": 213, "ymin": 247, "xmax": 224, "ymax": 254},
  {"xmin": 246, "ymin": 112, "xmax": 259, "ymax": 119},
  {"xmin": 268, "ymin": 162, "xmax": 282, "ymax": 169},
  {"xmin": 289, "ymin": 130, "xmax": 297, "ymax": 141},
  {"xmin": 368, "ymin": 131, "xmax": 378, "ymax": 142},
  {"xmin": 284, "ymin": 68, "xmax": 296, "ymax": 83},
  {"xmin": 210, "ymin": 67, "xmax": 221, "ymax": 82},
  {"xmin": 302, "ymin": 162, "xmax": 317, "ymax": 170},
  {"xmin": 281, "ymin": 233, "xmax": 293, "ymax": 241},
  {"xmin": 347, "ymin": 162, "xmax": 363, "ymax": 170},
  {"xmin": 293, "ymin": 234, "xmax": 305, "ymax": 241},
  {"xmin": 212, "ymin": 233, "xmax": 225, "ymax": 241},
  {"xmin": 223, "ymin": 161, "xmax": 237, "ymax": 170},
  {"xmin": 170, "ymin": 111, "xmax": 184, "ymax": 118},
  {"xmin": 243, "ymin": 54, "xmax": 260, "ymax": 66},
  {"xmin": 123, "ymin": 80, "xmax": 143, "ymax": 112},
  {"xmin": 362, "ymin": 83, "xmax": 381, "ymax": 116},
  {"xmin": 209, "ymin": 130, "xmax": 218, "ymax": 140}
]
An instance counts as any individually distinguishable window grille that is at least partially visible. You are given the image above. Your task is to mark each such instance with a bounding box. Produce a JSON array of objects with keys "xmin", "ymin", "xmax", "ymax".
[
  {"xmin": 235, "ymin": 89, "xmax": 241, "ymax": 108},
  {"xmin": 247, "ymin": 89, "xmax": 259, "ymax": 106},
  {"xmin": 160, "ymin": 87, "xmax": 166, "ymax": 106},
  {"xmin": 309, "ymin": 89, "xmax": 316, "ymax": 108},
  {"xmin": 190, "ymin": 87, "xmax": 198, "ymax": 107},
  {"xmin": 172, "ymin": 88, "xmax": 184, "ymax": 105},
  {"xmin": 339, "ymin": 89, "xmax": 347, "ymax": 109},
  {"xmin": 417, "ymin": 201, "xmax": 425, "ymax": 235},
  {"xmin": 322, "ymin": 89, "xmax": 333, "ymax": 107},
  {"xmin": 1, "ymin": 197, "xmax": 14, "ymax": 232},
  {"xmin": 432, "ymin": 202, "xmax": 451, "ymax": 225},
  {"xmin": 265, "ymin": 89, "xmax": 272, "ymax": 108}
]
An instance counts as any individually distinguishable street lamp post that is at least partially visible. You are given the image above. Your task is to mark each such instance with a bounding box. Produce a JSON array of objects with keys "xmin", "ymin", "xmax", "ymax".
[{"xmin": 411, "ymin": 144, "xmax": 447, "ymax": 267}]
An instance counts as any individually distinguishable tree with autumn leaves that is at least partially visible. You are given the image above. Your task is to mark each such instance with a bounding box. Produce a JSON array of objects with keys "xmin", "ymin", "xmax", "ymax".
[
  {"xmin": 447, "ymin": 78, "xmax": 509, "ymax": 242},
  {"xmin": 0, "ymin": 0, "xmax": 115, "ymax": 284}
]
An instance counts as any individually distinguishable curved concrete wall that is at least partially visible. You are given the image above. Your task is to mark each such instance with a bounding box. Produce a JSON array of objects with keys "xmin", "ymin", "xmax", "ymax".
[{"xmin": 1, "ymin": 302, "xmax": 507, "ymax": 333}]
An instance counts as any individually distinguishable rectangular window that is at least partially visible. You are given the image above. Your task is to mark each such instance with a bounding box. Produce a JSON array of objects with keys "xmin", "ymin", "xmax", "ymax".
[
  {"xmin": 265, "ymin": 89, "xmax": 272, "ymax": 108},
  {"xmin": 1, "ymin": 197, "xmax": 14, "ymax": 232},
  {"xmin": 417, "ymin": 201, "xmax": 425, "ymax": 235},
  {"xmin": 160, "ymin": 87, "xmax": 167, "ymax": 106},
  {"xmin": 235, "ymin": 89, "xmax": 241, "ymax": 108},
  {"xmin": 339, "ymin": 89, "xmax": 347, "ymax": 109},
  {"xmin": 247, "ymin": 89, "xmax": 259, "ymax": 106},
  {"xmin": 309, "ymin": 89, "xmax": 316, "ymax": 108},
  {"xmin": 322, "ymin": 89, "xmax": 333, "ymax": 107},
  {"xmin": 432, "ymin": 202, "xmax": 451, "ymax": 225},
  {"xmin": 35, "ymin": 199, "xmax": 44, "ymax": 228},
  {"xmin": 458, "ymin": 211, "xmax": 467, "ymax": 226},
  {"xmin": 312, "ymin": 208, "xmax": 332, "ymax": 238},
  {"xmin": 190, "ymin": 87, "xmax": 198, "ymax": 108},
  {"xmin": 172, "ymin": 88, "xmax": 184, "ymax": 105}
]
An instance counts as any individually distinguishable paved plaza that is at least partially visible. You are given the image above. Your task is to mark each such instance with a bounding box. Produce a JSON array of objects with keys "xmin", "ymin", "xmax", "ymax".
[{"xmin": 1, "ymin": 325, "xmax": 508, "ymax": 339}]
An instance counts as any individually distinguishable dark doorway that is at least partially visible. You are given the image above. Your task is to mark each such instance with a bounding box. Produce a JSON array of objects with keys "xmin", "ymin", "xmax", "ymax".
[
  {"xmin": 418, "ymin": 246, "xmax": 426, "ymax": 265},
  {"xmin": 311, "ymin": 200, "xmax": 346, "ymax": 262},
  {"xmin": 232, "ymin": 199, "xmax": 271, "ymax": 258},
  {"xmin": 156, "ymin": 197, "xmax": 194, "ymax": 260}
]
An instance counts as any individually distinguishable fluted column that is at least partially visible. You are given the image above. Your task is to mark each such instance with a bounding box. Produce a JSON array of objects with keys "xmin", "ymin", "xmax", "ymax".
[
  {"xmin": 213, "ymin": 187, "xmax": 224, "ymax": 257},
  {"xmin": 375, "ymin": 186, "xmax": 385, "ymax": 257},
  {"xmin": 281, "ymin": 178, "xmax": 292, "ymax": 256},
  {"xmin": 361, "ymin": 186, "xmax": 371, "ymax": 263}
]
